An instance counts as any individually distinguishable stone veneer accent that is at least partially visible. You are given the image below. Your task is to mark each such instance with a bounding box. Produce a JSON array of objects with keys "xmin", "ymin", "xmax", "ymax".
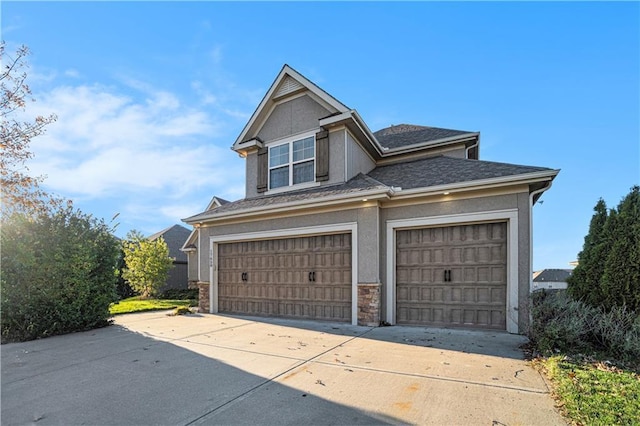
[
  {"xmin": 358, "ymin": 283, "xmax": 381, "ymax": 326},
  {"xmin": 197, "ymin": 282, "xmax": 210, "ymax": 313}
]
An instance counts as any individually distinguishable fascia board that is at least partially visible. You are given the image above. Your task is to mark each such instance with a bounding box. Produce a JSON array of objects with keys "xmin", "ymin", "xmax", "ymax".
[
  {"xmin": 184, "ymin": 187, "xmax": 391, "ymax": 224},
  {"xmin": 232, "ymin": 67, "xmax": 286, "ymax": 150},
  {"xmin": 180, "ymin": 229, "xmax": 198, "ymax": 251},
  {"xmin": 389, "ymin": 170, "xmax": 560, "ymax": 200}
]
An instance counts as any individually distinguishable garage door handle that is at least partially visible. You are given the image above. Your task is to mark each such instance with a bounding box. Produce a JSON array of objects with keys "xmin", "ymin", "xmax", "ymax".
[
  {"xmin": 309, "ymin": 271, "xmax": 313, "ymax": 282},
  {"xmin": 444, "ymin": 270, "xmax": 451, "ymax": 282},
  {"xmin": 241, "ymin": 272, "xmax": 248, "ymax": 282}
]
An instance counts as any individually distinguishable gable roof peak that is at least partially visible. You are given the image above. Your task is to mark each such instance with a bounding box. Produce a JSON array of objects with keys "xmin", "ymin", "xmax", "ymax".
[{"xmin": 232, "ymin": 65, "xmax": 350, "ymax": 151}]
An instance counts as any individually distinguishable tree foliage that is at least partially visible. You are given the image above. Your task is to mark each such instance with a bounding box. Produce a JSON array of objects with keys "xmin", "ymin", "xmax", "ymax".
[
  {"xmin": 1, "ymin": 41, "xmax": 58, "ymax": 216},
  {"xmin": 1, "ymin": 204, "xmax": 120, "ymax": 342},
  {"xmin": 568, "ymin": 186, "xmax": 640, "ymax": 311},
  {"xmin": 122, "ymin": 231, "xmax": 174, "ymax": 298},
  {"xmin": 567, "ymin": 199, "xmax": 609, "ymax": 306}
]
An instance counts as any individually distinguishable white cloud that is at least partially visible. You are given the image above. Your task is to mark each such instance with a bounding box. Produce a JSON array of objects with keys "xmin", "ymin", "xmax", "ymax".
[{"xmin": 25, "ymin": 80, "xmax": 247, "ymax": 234}]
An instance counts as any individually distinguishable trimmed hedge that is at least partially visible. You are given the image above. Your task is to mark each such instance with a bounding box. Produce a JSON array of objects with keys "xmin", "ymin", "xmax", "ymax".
[{"xmin": 1, "ymin": 206, "xmax": 120, "ymax": 343}]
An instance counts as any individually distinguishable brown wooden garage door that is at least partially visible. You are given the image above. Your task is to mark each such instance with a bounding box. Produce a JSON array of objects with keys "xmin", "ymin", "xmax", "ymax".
[
  {"xmin": 396, "ymin": 222, "xmax": 507, "ymax": 329},
  {"xmin": 218, "ymin": 233, "xmax": 351, "ymax": 322}
]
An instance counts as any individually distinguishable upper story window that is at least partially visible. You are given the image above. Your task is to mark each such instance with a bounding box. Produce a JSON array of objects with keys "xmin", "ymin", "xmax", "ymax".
[{"xmin": 269, "ymin": 135, "xmax": 315, "ymax": 190}]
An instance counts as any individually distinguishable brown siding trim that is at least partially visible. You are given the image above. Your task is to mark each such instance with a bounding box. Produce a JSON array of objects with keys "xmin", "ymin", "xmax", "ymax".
[
  {"xmin": 315, "ymin": 129, "xmax": 329, "ymax": 182},
  {"xmin": 257, "ymin": 147, "xmax": 268, "ymax": 193}
]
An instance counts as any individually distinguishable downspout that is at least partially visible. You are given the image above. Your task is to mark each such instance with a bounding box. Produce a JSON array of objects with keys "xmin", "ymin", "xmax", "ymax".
[
  {"xmin": 529, "ymin": 182, "xmax": 553, "ymax": 293},
  {"xmin": 465, "ymin": 135, "xmax": 480, "ymax": 159}
]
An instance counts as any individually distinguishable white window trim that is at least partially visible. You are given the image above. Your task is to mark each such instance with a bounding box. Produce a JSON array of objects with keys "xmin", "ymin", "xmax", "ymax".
[
  {"xmin": 209, "ymin": 222, "xmax": 359, "ymax": 325},
  {"xmin": 267, "ymin": 131, "xmax": 317, "ymax": 192},
  {"xmin": 385, "ymin": 209, "xmax": 520, "ymax": 334}
]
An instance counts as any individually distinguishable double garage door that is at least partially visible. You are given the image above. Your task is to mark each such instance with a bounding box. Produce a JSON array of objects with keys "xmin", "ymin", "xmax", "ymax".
[
  {"xmin": 396, "ymin": 222, "xmax": 507, "ymax": 330},
  {"xmin": 215, "ymin": 222, "xmax": 507, "ymax": 329},
  {"xmin": 217, "ymin": 233, "xmax": 351, "ymax": 322}
]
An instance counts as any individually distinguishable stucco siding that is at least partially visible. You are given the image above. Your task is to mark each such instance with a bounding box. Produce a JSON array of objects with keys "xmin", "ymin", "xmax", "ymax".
[
  {"xmin": 517, "ymin": 191, "xmax": 531, "ymax": 329},
  {"xmin": 357, "ymin": 206, "xmax": 380, "ymax": 284},
  {"xmin": 257, "ymin": 94, "xmax": 330, "ymax": 143},
  {"xmin": 346, "ymin": 131, "xmax": 376, "ymax": 180},
  {"xmin": 187, "ymin": 252, "xmax": 198, "ymax": 281},
  {"xmin": 245, "ymin": 151, "xmax": 258, "ymax": 199},
  {"xmin": 327, "ymin": 129, "xmax": 346, "ymax": 185}
]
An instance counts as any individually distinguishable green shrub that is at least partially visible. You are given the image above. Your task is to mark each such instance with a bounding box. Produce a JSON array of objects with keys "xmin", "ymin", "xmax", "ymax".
[
  {"xmin": 529, "ymin": 290, "xmax": 640, "ymax": 362},
  {"xmin": 1, "ymin": 205, "xmax": 120, "ymax": 342},
  {"xmin": 529, "ymin": 290, "xmax": 598, "ymax": 353},
  {"xmin": 159, "ymin": 288, "xmax": 198, "ymax": 300}
]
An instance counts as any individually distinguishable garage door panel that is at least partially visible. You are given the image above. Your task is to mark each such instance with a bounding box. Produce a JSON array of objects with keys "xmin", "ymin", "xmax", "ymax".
[
  {"xmin": 218, "ymin": 233, "xmax": 351, "ymax": 322},
  {"xmin": 397, "ymin": 223, "xmax": 507, "ymax": 330}
]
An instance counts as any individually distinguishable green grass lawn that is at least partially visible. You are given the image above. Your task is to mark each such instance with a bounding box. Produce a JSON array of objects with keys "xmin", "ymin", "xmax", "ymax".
[
  {"xmin": 109, "ymin": 297, "xmax": 195, "ymax": 315},
  {"xmin": 536, "ymin": 356, "xmax": 640, "ymax": 425}
]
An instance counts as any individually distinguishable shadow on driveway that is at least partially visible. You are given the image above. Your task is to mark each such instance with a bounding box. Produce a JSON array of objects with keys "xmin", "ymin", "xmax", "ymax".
[{"xmin": 1, "ymin": 324, "xmax": 401, "ymax": 425}]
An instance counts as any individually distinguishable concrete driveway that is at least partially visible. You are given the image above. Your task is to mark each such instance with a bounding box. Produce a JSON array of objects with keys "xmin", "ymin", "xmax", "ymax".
[{"xmin": 1, "ymin": 312, "xmax": 565, "ymax": 425}]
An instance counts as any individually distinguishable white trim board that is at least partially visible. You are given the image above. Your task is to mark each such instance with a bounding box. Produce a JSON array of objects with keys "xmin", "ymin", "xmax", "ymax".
[
  {"xmin": 209, "ymin": 222, "xmax": 359, "ymax": 325},
  {"xmin": 385, "ymin": 209, "xmax": 520, "ymax": 333}
]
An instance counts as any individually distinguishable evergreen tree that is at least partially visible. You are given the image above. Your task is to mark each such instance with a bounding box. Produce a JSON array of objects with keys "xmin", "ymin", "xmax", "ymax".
[
  {"xmin": 568, "ymin": 198, "xmax": 609, "ymax": 305},
  {"xmin": 600, "ymin": 186, "xmax": 640, "ymax": 311}
]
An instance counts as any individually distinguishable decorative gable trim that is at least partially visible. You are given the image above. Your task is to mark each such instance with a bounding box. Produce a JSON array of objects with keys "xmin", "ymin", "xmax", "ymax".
[
  {"xmin": 274, "ymin": 76, "xmax": 304, "ymax": 99},
  {"xmin": 232, "ymin": 65, "xmax": 350, "ymax": 153}
]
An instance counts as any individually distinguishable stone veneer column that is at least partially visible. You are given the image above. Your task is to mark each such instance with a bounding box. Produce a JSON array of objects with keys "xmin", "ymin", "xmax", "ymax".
[
  {"xmin": 357, "ymin": 283, "xmax": 381, "ymax": 326},
  {"xmin": 197, "ymin": 282, "xmax": 210, "ymax": 313}
]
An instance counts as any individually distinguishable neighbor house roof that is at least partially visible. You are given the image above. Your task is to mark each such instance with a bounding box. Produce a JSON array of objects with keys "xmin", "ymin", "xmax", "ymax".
[
  {"xmin": 373, "ymin": 124, "xmax": 475, "ymax": 150},
  {"xmin": 148, "ymin": 224, "xmax": 191, "ymax": 263},
  {"xmin": 533, "ymin": 269, "xmax": 573, "ymax": 283}
]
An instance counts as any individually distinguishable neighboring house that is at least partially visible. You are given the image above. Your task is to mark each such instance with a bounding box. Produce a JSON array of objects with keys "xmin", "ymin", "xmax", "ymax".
[
  {"xmin": 182, "ymin": 197, "xmax": 229, "ymax": 288},
  {"xmin": 183, "ymin": 65, "xmax": 559, "ymax": 334},
  {"xmin": 148, "ymin": 224, "xmax": 191, "ymax": 292},
  {"xmin": 532, "ymin": 269, "xmax": 572, "ymax": 291}
]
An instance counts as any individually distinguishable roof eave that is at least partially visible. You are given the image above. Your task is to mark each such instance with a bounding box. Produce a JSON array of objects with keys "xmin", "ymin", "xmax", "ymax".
[
  {"xmin": 389, "ymin": 169, "xmax": 560, "ymax": 200},
  {"xmin": 183, "ymin": 187, "xmax": 392, "ymax": 225}
]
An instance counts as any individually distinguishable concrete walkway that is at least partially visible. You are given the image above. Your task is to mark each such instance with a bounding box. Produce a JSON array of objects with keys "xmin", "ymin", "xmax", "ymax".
[{"xmin": 1, "ymin": 312, "xmax": 566, "ymax": 425}]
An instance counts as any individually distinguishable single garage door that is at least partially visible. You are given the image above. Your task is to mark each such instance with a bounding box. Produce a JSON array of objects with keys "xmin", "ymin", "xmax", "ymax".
[
  {"xmin": 218, "ymin": 233, "xmax": 352, "ymax": 322},
  {"xmin": 396, "ymin": 222, "xmax": 507, "ymax": 329}
]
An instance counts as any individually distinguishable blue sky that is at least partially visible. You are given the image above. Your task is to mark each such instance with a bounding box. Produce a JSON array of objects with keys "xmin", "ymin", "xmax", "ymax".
[{"xmin": 3, "ymin": 2, "xmax": 638, "ymax": 271}]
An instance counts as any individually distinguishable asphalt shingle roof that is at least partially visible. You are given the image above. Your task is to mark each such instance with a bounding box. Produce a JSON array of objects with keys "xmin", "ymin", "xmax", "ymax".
[
  {"xmin": 373, "ymin": 124, "xmax": 473, "ymax": 150},
  {"xmin": 533, "ymin": 269, "xmax": 573, "ymax": 282},
  {"xmin": 368, "ymin": 155, "xmax": 552, "ymax": 190},
  {"xmin": 188, "ymin": 174, "xmax": 387, "ymax": 219},
  {"xmin": 186, "ymin": 155, "xmax": 554, "ymax": 221}
]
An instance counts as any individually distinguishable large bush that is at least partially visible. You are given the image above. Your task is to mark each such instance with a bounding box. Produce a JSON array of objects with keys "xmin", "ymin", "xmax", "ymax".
[
  {"xmin": 529, "ymin": 290, "xmax": 640, "ymax": 362},
  {"xmin": 568, "ymin": 186, "xmax": 640, "ymax": 311},
  {"xmin": 1, "ymin": 205, "xmax": 120, "ymax": 342}
]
